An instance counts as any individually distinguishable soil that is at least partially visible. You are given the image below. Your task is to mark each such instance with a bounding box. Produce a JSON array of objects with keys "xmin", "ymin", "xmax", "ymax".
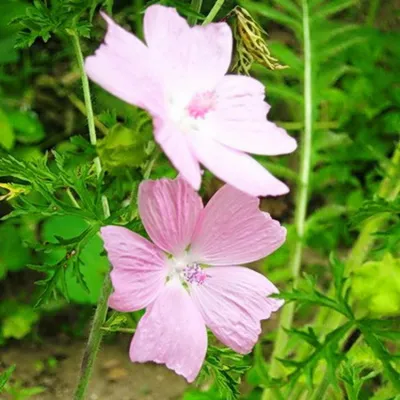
[{"xmin": 0, "ymin": 337, "xmax": 187, "ymax": 400}]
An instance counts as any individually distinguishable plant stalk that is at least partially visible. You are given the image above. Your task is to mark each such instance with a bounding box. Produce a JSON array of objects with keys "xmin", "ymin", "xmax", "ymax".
[
  {"xmin": 202, "ymin": 0, "xmax": 225, "ymax": 25},
  {"xmin": 71, "ymin": 32, "xmax": 112, "ymax": 400},
  {"xmin": 265, "ymin": 0, "xmax": 313, "ymax": 390},
  {"xmin": 189, "ymin": 0, "xmax": 203, "ymax": 25}
]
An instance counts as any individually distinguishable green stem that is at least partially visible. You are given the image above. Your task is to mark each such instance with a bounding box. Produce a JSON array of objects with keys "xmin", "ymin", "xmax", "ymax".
[
  {"xmin": 366, "ymin": 0, "xmax": 380, "ymax": 27},
  {"xmin": 134, "ymin": 0, "xmax": 144, "ymax": 36},
  {"xmin": 67, "ymin": 188, "xmax": 80, "ymax": 208},
  {"xmin": 71, "ymin": 33, "xmax": 102, "ymax": 178},
  {"xmin": 74, "ymin": 276, "xmax": 112, "ymax": 400},
  {"xmin": 67, "ymin": 93, "xmax": 108, "ymax": 135},
  {"xmin": 265, "ymin": 0, "xmax": 313, "ymax": 389},
  {"xmin": 71, "ymin": 32, "xmax": 112, "ymax": 400},
  {"xmin": 189, "ymin": 0, "xmax": 203, "ymax": 25},
  {"xmin": 202, "ymin": 0, "xmax": 225, "ymax": 25},
  {"xmin": 100, "ymin": 327, "xmax": 136, "ymax": 334},
  {"xmin": 143, "ymin": 150, "xmax": 160, "ymax": 180},
  {"xmin": 309, "ymin": 374, "xmax": 331, "ymax": 400}
]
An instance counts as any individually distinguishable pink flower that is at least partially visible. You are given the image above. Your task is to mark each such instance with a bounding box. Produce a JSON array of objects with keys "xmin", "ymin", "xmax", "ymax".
[
  {"xmin": 85, "ymin": 5, "xmax": 297, "ymax": 197},
  {"xmin": 101, "ymin": 178, "xmax": 285, "ymax": 382}
]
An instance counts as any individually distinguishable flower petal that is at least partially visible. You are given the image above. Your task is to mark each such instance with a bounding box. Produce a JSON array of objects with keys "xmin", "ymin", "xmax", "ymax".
[
  {"xmin": 210, "ymin": 75, "xmax": 297, "ymax": 155},
  {"xmin": 189, "ymin": 130, "xmax": 289, "ymax": 197},
  {"xmin": 153, "ymin": 117, "xmax": 201, "ymax": 191},
  {"xmin": 190, "ymin": 185, "xmax": 286, "ymax": 265},
  {"xmin": 101, "ymin": 226, "xmax": 167, "ymax": 312},
  {"xmin": 139, "ymin": 177, "xmax": 203, "ymax": 256},
  {"xmin": 85, "ymin": 13, "xmax": 164, "ymax": 115},
  {"xmin": 144, "ymin": 5, "xmax": 232, "ymax": 94},
  {"xmin": 130, "ymin": 279, "xmax": 207, "ymax": 382},
  {"xmin": 190, "ymin": 266, "xmax": 283, "ymax": 354}
]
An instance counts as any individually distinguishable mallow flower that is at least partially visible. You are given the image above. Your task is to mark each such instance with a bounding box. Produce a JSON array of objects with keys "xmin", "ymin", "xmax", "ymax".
[
  {"xmin": 101, "ymin": 177, "xmax": 285, "ymax": 382},
  {"xmin": 85, "ymin": 5, "xmax": 297, "ymax": 197}
]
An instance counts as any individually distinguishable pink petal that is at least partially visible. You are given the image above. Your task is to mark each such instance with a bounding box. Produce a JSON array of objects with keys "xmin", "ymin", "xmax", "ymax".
[
  {"xmin": 144, "ymin": 5, "xmax": 232, "ymax": 94},
  {"xmin": 190, "ymin": 266, "xmax": 283, "ymax": 354},
  {"xmin": 101, "ymin": 226, "xmax": 167, "ymax": 312},
  {"xmin": 189, "ymin": 130, "xmax": 289, "ymax": 196},
  {"xmin": 153, "ymin": 117, "xmax": 201, "ymax": 191},
  {"xmin": 139, "ymin": 177, "xmax": 203, "ymax": 256},
  {"xmin": 189, "ymin": 23, "xmax": 233, "ymax": 90},
  {"xmin": 85, "ymin": 13, "xmax": 164, "ymax": 115},
  {"xmin": 130, "ymin": 279, "xmax": 207, "ymax": 382},
  {"xmin": 190, "ymin": 185, "xmax": 286, "ymax": 265},
  {"xmin": 210, "ymin": 75, "xmax": 297, "ymax": 155}
]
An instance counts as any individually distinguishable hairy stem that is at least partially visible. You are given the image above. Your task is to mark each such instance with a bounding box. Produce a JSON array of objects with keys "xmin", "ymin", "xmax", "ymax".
[
  {"xmin": 67, "ymin": 93, "xmax": 108, "ymax": 135},
  {"xmin": 202, "ymin": 0, "xmax": 225, "ymax": 25},
  {"xmin": 71, "ymin": 32, "xmax": 112, "ymax": 400},
  {"xmin": 189, "ymin": 0, "xmax": 203, "ymax": 25},
  {"xmin": 265, "ymin": 0, "xmax": 313, "ymax": 388}
]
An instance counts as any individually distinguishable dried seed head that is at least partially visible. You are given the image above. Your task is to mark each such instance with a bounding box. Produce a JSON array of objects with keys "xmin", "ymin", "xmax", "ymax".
[{"xmin": 229, "ymin": 7, "xmax": 288, "ymax": 74}]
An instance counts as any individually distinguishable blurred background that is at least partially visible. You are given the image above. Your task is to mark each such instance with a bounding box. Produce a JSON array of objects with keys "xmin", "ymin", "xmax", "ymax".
[{"xmin": 0, "ymin": 0, "xmax": 399, "ymax": 399}]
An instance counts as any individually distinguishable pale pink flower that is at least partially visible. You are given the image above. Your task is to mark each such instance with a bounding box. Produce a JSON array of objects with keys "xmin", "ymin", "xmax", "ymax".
[
  {"xmin": 101, "ymin": 177, "xmax": 285, "ymax": 382},
  {"xmin": 85, "ymin": 5, "xmax": 297, "ymax": 197}
]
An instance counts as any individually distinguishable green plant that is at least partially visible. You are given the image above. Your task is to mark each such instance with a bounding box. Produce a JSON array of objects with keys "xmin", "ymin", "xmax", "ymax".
[{"xmin": 0, "ymin": 1, "xmax": 398, "ymax": 399}]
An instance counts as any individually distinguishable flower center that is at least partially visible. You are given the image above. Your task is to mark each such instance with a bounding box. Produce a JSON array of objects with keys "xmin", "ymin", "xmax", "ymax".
[
  {"xmin": 183, "ymin": 263, "xmax": 208, "ymax": 285},
  {"xmin": 186, "ymin": 91, "xmax": 216, "ymax": 119},
  {"xmin": 168, "ymin": 91, "xmax": 216, "ymax": 133},
  {"xmin": 167, "ymin": 257, "xmax": 208, "ymax": 286}
]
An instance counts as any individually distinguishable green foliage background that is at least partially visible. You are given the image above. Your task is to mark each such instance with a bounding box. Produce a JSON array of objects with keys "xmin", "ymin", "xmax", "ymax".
[{"xmin": 0, "ymin": 0, "xmax": 399, "ymax": 399}]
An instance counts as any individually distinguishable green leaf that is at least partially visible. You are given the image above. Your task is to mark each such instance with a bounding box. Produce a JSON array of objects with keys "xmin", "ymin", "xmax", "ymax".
[
  {"xmin": 284, "ymin": 327, "xmax": 320, "ymax": 348},
  {"xmin": 195, "ymin": 345, "xmax": 251, "ymax": 400},
  {"xmin": 283, "ymin": 322, "xmax": 353, "ymax": 389},
  {"xmin": 8, "ymin": 110, "xmax": 45, "ymax": 144},
  {"xmin": 312, "ymin": 0, "xmax": 357, "ymax": 19},
  {"xmin": 361, "ymin": 318, "xmax": 400, "ymax": 342},
  {"xmin": 318, "ymin": 36, "xmax": 366, "ymax": 62},
  {"xmin": 242, "ymin": 1, "xmax": 302, "ymax": 34},
  {"xmin": 272, "ymin": 0, "xmax": 302, "ymax": 18},
  {"xmin": 351, "ymin": 197, "xmax": 400, "ymax": 227},
  {"xmin": 183, "ymin": 392, "xmax": 214, "ymax": 400},
  {"xmin": 42, "ymin": 215, "xmax": 109, "ymax": 304},
  {"xmin": 265, "ymin": 83, "xmax": 304, "ymax": 104},
  {"xmin": 314, "ymin": 23, "xmax": 360, "ymax": 47},
  {"xmin": 268, "ymin": 42, "xmax": 303, "ymax": 73},
  {"xmin": 0, "ymin": 109, "xmax": 15, "ymax": 150},
  {"xmin": 97, "ymin": 122, "xmax": 152, "ymax": 172},
  {"xmin": 352, "ymin": 254, "xmax": 400, "ymax": 316},
  {"xmin": 329, "ymin": 253, "xmax": 346, "ymax": 301},
  {"xmin": 0, "ymin": 223, "xmax": 31, "ymax": 279},
  {"xmin": 358, "ymin": 321, "xmax": 400, "ymax": 391},
  {"xmin": 1, "ymin": 305, "xmax": 39, "ymax": 339},
  {"xmin": 0, "ymin": 365, "xmax": 16, "ymax": 392},
  {"xmin": 276, "ymin": 274, "xmax": 352, "ymax": 318}
]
